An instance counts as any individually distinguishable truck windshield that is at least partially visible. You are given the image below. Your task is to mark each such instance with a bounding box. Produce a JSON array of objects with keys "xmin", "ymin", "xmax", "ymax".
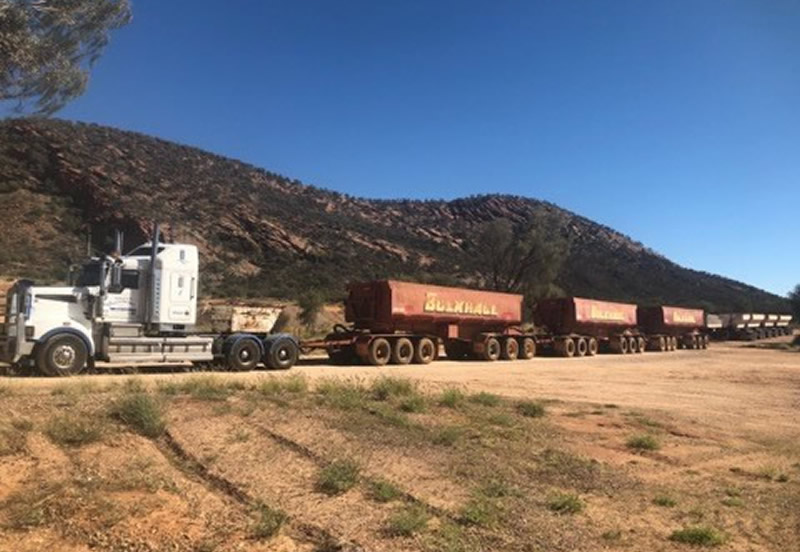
[{"xmin": 75, "ymin": 262, "xmax": 103, "ymax": 287}]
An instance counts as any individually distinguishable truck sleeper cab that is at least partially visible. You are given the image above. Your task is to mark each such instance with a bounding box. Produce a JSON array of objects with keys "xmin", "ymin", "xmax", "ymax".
[{"xmin": 0, "ymin": 229, "xmax": 299, "ymax": 376}]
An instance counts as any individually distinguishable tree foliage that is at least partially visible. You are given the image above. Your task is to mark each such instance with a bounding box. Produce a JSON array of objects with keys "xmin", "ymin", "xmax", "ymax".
[
  {"xmin": 472, "ymin": 214, "xmax": 568, "ymax": 302},
  {"xmin": 0, "ymin": 0, "xmax": 131, "ymax": 115},
  {"xmin": 790, "ymin": 284, "xmax": 800, "ymax": 321}
]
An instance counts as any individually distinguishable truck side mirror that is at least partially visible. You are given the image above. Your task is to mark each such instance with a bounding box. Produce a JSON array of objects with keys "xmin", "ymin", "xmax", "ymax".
[{"xmin": 109, "ymin": 263, "xmax": 123, "ymax": 293}]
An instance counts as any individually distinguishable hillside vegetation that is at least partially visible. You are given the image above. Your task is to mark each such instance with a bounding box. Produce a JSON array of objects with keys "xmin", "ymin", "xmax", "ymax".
[{"xmin": 0, "ymin": 118, "xmax": 788, "ymax": 313}]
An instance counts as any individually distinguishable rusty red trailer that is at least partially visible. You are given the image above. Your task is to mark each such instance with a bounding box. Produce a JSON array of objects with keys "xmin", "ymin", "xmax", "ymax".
[
  {"xmin": 637, "ymin": 306, "xmax": 708, "ymax": 350},
  {"xmin": 310, "ymin": 280, "xmax": 537, "ymax": 365},
  {"xmin": 535, "ymin": 297, "xmax": 651, "ymax": 356}
]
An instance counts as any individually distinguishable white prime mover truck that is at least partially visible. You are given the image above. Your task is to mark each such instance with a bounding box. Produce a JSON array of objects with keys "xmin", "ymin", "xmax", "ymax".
[{"xmin": 0, "ymin": 225, "xmax": 299, "ymax": 376}]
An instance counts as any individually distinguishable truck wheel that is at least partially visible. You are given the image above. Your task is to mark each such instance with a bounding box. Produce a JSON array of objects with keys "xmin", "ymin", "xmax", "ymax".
[
  {"xmin": 519, "ymin": 337, "xmax": 536, "ymax": 359},
  {"xmin": 481, "ymin": 337, "xmax": 501, "ymax": 361},
  {"xmin": 266, "ymin": 337, "xmax": 298, "ymax": 370},
  {"xmin": 413, "ymin": 338, "xmax": 436, "ymax": 364},
  {"xmin": 36, "ymin": 334, "xmax": 88, "ymax": 377},
  {"xmin": 500, "ymin": 338, "xmax": 519, "ymax": 360},
  {"xmin": 367, "ymin": 337, "xmax": 391, "ymax": 366},
  {"xmin": 587, "ymin": 337, "xmax": 598, "ymax": 356},
  {"xmin": 670, "ymin": 336, "xmax": 678, "ymax": 351},
  {"xmin": 628, "ymin": 337, "xmax": 639, "ymax": 354},
  {"xmin": 575, "ymin": 338, "xmax": 587, "ymax": 357},
  {"xmin": 617, "ymin": 337, "xmax": 629, "ymax": 354},
  {"xmin": 226, "ymin": 339, "xmax": 261, "ymax": 371},
  {"xmin": 656, "ymin": 336, "xmax": 666, "ymax": 352},
  {"xmin": 637, "ymin": 337, "xmax": 646, "ymax": 353},
  {"xmin": 391, "ymin": 338, "xmax": 414, "ymax": 365}
]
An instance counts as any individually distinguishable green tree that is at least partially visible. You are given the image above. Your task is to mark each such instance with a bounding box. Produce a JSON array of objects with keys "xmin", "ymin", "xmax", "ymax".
[
  {"xmin": 790, "ymin": 284, "xmax": 800, "ymax": 321},
  {"xmin": 298, "ymin": 291, "xmax": 323, "ymax": 330},
  {"xmin": 1, "ymin": 0, "xmax": 131, "ymax": 115},
  {"xmin": 472, "ymin": 214, "xmax": 568, "ymax": 316}
]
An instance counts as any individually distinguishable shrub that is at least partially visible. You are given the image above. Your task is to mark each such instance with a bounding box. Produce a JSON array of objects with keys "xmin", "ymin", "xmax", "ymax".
[
  {"xmin": 548, "ymin": 493, "xmax": 584, "ymax": 514},
  {"xmin": 626, "ymin": 434, "xmax": 660, "ymax": 451},
  {"xmin": 111, "ymin": 393, "xmax": 166, "ymax": 438},
  {"xmin": 181, "ymin": 376, "xmax": 231, "ymax": 401},
  {"xmin": 383, "ymin": 505, "xmax": 429, "ymax": 537},
  {"xmin": 250, "ymin": 503, "xmax": 286, "ymax": 539},
  {"xmin": 516, "ymin": 400, "xmax": 546, "ymax": 418},
  {"xmin": 668, "ymin": 526, "xmax": 725, "ymax": 546},
  {"xmin": 469, "ymin": 392, "xmax": 501, "ymax": 407},
  {"xmin": 316, "ymin": 459, "xmax": 360, "ymax": 495},
  {"xmin": 45, "ymin": 415, "xmax": 104, "ymax": 447},
  {"xmin": 438, "ymin": 387, "xmax": 466, "ymax": 408},
  {"xmin": 459, "ymin": 497, "xmax": 498, "ymax": 527}
]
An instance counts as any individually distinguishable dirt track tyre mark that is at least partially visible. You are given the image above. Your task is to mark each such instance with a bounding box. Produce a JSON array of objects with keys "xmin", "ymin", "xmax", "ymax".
[{"xmin": 158, "ymin": 429, "xmax": 359, "ymax": 551}]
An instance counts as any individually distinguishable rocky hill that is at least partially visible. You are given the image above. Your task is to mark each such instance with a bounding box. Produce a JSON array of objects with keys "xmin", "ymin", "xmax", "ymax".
[{"xmin": 0, "ymin": 118, "xmax": 789, "ymax": 313}]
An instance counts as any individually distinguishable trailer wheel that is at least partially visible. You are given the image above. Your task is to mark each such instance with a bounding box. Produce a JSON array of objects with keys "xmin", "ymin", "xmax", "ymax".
[
  {"xmin": 391, "ymin": 337, "xmax": 414, "ymax": 365},
  {"xmin": 367, "ymin": 337, "xmax": 391, "ymax": 366},
  {"xmin": 555, "ymin": 337, "xmax": 576, "ymax": 358},
  {"xmin": 265, "ymin": 336, "xmax": 298, "ymax": 370},
  {"xmin": 627, "ymin": 337, "xmax": 639, "ymax": 354},
  {"xmin": 480, "ymin": 337, "xmax": 501, "ymax": 361},
  {"xmin": 637, "ymin": 337, "xmax": 646, "ymax": 354},
  {"xmin": 655, "ymin": 336, "xmax": 666, "ymax": 352},
  {"xmin": 414, "ymin": 338, "xmax": 436, "ymax": 365},
  {"xmin": 575, "ymin": 338, "xmax": 587, "ymax": 357},
  {"xmin": 36, "ymin": 333, "xmax": 88, "ymax": 377},
  {"xmin": 500, "ymin": 338, "xmax": 519, "ymax": 360},
  {"xmin": 519, "ymin": 337, "xmax": 536, "ymax": 360},
  {"xmin": 226, "ymin": 338, "xmax": 261, "ymax": 371},
  {"xmin": 587, "ymin": 337, "xmax": 598, "ymax": 356},
  {"xmin": 671, "ymin": 336, "xmax": 678, "ymax": 351},
  {"xmin": 616, "ymin": 337, "xmax": 629, "ymax": 354}
]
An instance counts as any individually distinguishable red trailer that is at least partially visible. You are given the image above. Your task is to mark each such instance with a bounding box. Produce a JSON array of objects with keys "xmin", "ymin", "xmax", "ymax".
[
  {"xmin": 637, "ymin": 306, "xmax": 708, "ymax": 350},
  {"xmin": 307, "ymin": 280, "xmax": 536, "ymax": 365},
  {"xmin": 534, "ymin": 297, "xmax": 646, "ymax": 356}
]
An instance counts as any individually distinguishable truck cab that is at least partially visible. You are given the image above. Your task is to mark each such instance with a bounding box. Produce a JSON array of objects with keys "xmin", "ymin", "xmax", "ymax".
[{"xmin": 1, "ymin": 230, "xmax": 298, "ymax": 376}]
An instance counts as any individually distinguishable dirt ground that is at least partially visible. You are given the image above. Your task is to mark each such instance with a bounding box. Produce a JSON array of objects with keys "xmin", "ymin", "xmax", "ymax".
[{"xmin": 0, "ymin": 338, "xmax": 798, "ymax": 551}]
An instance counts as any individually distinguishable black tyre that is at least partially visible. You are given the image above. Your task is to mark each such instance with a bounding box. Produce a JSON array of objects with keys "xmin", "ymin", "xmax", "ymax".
[
  {"xmin": 226, "ymin": 338, "xmax": 261, "ymax": 371},
  {"xmin": 266, "ymin": 336, "xmax": 298, "ymax": 370},
  {"xmin": 628, "ymin": 336, "xmax": 639, "ymax": 353},
  {"xmin": 391, "ymin": 337, "xmax": 414, "ymax": 365},
  {"xmin": 619, "ymin": 337, "xmax": 629, "ymax": 354},
  {"xmin": 556, "ymin": 337, "xmax": 576, "ymax": 358},
  {"xmin": 519, "ymin": 337, "xmax": 536, "ymax": 359},
  {"xmin": 637, "ymin": 337, "xmax": 646, "ymax": 353},
  {"xmin": 575, "ymin": 338, "xmax": 587, "ymax": 357},
  {"xmin": 36, "ymin": 333, "xmax": 88, "ymax": 377},
  {"xmin": 500, "ymin": 338, "xmax": 519, "ymax": 360},
  {"xmin": 367, "ymin": 337, "xmax": 391, "ymax": 366},
  {"xmin": 481, "ymin": 337, "xmax": 501, "ymax": 361},
  {"xmin": 587, "ymin": 337, "xmax": 598, "ymax": 356},
  {"xmin": 413, "ymin": 337, "xmax": 436, "ymax": 365}
]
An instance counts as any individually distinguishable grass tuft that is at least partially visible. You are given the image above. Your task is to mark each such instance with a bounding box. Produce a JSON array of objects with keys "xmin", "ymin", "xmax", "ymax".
[
  {"xmin": 110, "ymin": 392, "xmax": 166, "ymax": 438},
  {"xmin": 257, "ymin": 374, "xmax": 308, "ymax": 396},
  {"xmin": 383, "ymin": 505, "xmax": 429, "ymax": 537},
  {"xmin": 250, "ymin": 503, "xmax": 287, "ymax": 539},
  {"xmin": 459, "ymin": 497, "xmax": 499, "ymax": 527},
  {"xmin": 368, "ymin": 479, "xmax": 403, "ymax": 503},
  {"xmin": 316, "ymin": 459, "xmax": 360, "ymax": 496},
  {"xmin": 432, "ymin": 426, "xmax": 463, "ymax": 447},
  {"xmin": 45, "ymin": 414, "xmax": 104, "ymax": 447},
  {"xmin": 626, "ymin": 434, "xmax": 660, "ymax": 451},
  {"xmin": 438, "ymin": 387, "xmax": 466, "ymax": 408},
  {"xmin": 516, "ymin": 400, "xmax": 546, "ymax": 418},
  {"xmin": 399, "ymin": 394, "xmax": 427, "ymax": 413},
  {"xmin": 316, "ymin": 378, "xmax": 367, "ymax": 410},
  {"xmin": 469, "ymin": 391, "xmax": 502, "ymax": 407},
  {"xmin": 653, "ymin": 495, "xmax": 677, "ymax": 507},
  {"xmin": 181, "ymin": 376, "xmax": 231, "ymax": 401},
  {"xmin": 547, "ymin": 492, "xmax": 584, "ymax": 514},
  {"xmin": 668, "ymin": 526, "xmax": 725, "ymax": 546},
  {"xmin": 371, "ymin": 376, "xmax": 416, "ymax": 401}
]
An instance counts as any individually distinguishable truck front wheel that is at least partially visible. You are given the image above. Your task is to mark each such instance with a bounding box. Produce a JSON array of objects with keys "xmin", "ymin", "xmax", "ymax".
[{"xmin": 36, "ymin": 334, "xmax": 88, "ymax": 377}]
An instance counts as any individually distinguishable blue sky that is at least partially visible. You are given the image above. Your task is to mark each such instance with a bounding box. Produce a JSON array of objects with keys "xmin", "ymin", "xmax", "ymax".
[{"xmin": 49, "ymin": 1, "xmax": 800, "ymax": 295}]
